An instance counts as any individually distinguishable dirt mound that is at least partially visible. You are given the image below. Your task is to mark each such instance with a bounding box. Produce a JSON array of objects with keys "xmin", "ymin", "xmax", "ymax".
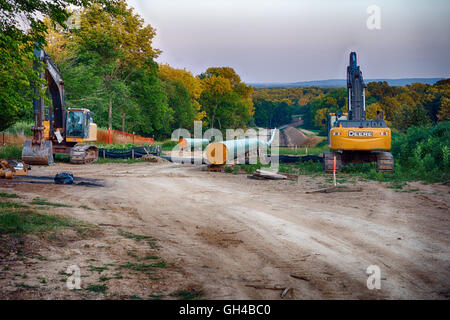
[
  {"xmin": 280, "ymin": 127, "xmax": 308, "ymax": 147},
  {"xmin": 141, "ymin": 154, "xmax": 169, "ymax": 163}
]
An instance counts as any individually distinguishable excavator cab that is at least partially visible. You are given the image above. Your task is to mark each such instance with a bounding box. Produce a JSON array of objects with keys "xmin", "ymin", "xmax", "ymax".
[{"xmin": 66, "ymin": 108, "xmax": 97, "ymax": 143}]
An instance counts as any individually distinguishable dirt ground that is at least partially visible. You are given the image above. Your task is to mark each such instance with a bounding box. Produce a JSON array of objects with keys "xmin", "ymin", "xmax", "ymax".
[{"xmin": 0, "ymin": 161, "xmax": 449, "ymax": 300}]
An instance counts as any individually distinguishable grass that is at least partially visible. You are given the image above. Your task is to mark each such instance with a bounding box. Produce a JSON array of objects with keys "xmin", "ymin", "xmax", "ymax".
[
  {"xmin": 119, "ymin": 260, "xmax": 166, "ymax": 271},
  {"xmin": 0, "ymin": 145, "xmax": 23, "ymax": 159},
  {"xmin": 0, "ymin": 201, "xmax": 28, "ymax": 209},
  {"xmin": 0, "ymin": 200, "xmax": 92, "ymax": 237},
  {"xmin": 118, "ymin": 229, "xmax": 158, "ymax": 243},
  {"xmin": 0, "ymin": 192, "xmax": 19, "ymax": 199},
  {"xmin": 95, "ymin": 158, "xmax": 142, "ymax": 164},
  {"xmin": 86, "ymin": 284, "xmax": 107, "ymax": 293},
  {"xmin": 15, "ymin": 282, "xmax": 39, "ymax": 290},
  {"xmin": 278, "ymin": 145, "xmax": 329, "ymax": 156},
  {"xmin": 31, "ymin": 198, "xmax": 72, "ymax": 208},
  {"xmin": 169, "ymin": 289, "xmax": 203, "ymax": 300},
  {"xmin": 89, "ymin": 265, "xmax": 109, "ymax": 273}
]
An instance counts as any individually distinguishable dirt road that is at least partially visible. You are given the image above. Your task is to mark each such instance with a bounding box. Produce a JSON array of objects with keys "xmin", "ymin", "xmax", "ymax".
[{"xmin": 1, "ymin": 162, "xmax": 449, "ymax": 299}]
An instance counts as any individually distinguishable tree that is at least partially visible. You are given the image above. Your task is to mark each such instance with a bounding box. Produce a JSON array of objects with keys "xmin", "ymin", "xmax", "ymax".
[
  {"xmin": 199, "ymin": 68, "xmax": 254, "ymax": 130},
  {"xmin": 158, "ymin": 64, "xmax": 205, "ymax": 121},
  {"xmin": 438, "ymin": 97, "xmax": 450, "ymax": 121},
  {"xmin": 164, "ymin": 80, "xmax": 197, "ymax": 130}
]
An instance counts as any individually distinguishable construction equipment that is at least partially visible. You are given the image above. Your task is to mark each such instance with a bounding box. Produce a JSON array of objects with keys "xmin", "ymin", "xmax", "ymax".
[
  {"xmin": 22, "ymin": 48, "xmax": 98, "ymax": 165},
  {"xmin": 324, "ymin": 52, "xmax": 394, "ymax": 173},
  {"xmin": 0, "ymin": 159, "xmax": 29, "ymax": 179}
]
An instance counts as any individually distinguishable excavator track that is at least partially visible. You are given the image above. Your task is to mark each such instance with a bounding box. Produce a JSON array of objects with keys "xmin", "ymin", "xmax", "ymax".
[
  {"xmin": 70, "ymin": 145, "xmax": 99, "ymax": 164},
  {"xmin": 376, "ymin": 152, "xmax": 394, "ymax": 173}
]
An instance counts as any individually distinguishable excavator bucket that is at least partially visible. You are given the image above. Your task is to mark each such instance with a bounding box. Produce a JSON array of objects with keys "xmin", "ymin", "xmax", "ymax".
[{"xmin": 22, "ymin": 140, "xmax": 54, "ymax": 165}]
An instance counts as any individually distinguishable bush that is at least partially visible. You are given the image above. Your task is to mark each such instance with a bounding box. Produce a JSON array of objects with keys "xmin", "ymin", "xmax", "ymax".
[
  {"xmin": 0, "ymin": 145, "xmax": 23, "ymax": 159},
  {"xmin": 389, "ymin": 122, "xmax": 449, "ymax": 182},
  {"xmin": 161, "ymin": 140, "xmax": 178, "ymax": 151},
  {"xmin": 3, "ymin": 121, "xmax": 33, "ymax": 137}
]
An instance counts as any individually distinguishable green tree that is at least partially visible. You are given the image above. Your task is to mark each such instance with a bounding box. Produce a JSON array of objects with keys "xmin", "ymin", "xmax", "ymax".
[{"xmin": 199, "ymin": 68, "xmax": 254, "ymax": 130}]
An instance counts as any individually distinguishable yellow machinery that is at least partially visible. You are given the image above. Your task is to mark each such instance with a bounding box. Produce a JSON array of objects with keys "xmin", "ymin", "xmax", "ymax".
[
  {"xmin": 22, "ymin": 49, "xmax": 98, "ymax": 165},
  {"xmin": 324, "ymin": 52, "xmax": 394, "ymax": 173},
  {"xmin": 0, "ymin": 160, "xmax": 29, "ymax": 179}
]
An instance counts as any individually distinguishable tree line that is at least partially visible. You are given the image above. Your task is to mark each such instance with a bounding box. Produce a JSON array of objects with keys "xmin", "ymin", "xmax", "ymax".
[{"xmin": 253, "ymin": 80, "xmax": 449, "ymax": 132}]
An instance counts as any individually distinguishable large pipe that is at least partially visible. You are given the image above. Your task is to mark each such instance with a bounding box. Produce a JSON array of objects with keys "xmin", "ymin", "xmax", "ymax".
[
  {"xmin": 178, "ymin": 138, "xmax": 210, "ymax": 149},
  {"xmin": 205, "ymin": 129, "xmax": 276, "ymax": 165}
]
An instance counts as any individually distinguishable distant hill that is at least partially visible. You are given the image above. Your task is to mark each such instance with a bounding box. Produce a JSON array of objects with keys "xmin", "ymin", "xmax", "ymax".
[{"xmin": 250, "ymin": 78, "xmax": 444, "ymax": 88}]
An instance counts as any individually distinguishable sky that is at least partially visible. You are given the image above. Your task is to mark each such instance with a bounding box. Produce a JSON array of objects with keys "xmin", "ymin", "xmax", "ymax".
[{"xmin": 126, "ymin": 0, "xmax": 450, "ymax": 83}]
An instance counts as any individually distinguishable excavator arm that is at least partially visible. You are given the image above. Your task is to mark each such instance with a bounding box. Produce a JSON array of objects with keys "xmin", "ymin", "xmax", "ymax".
[{"xmin": 347, "ymin": 52, "xmax": 366, "ymax": 121}]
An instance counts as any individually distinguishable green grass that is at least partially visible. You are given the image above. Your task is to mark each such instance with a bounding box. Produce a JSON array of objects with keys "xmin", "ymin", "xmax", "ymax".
[
  {"xmin": 15, "ymin": 282, "xmax": 39, "ymax": 290},
  {"xmin": 118, "ymin": 229, "xmax": 157, "ymax": 242},
  {"xmin": 278, "ymin": 146, "xmax": 329, "ymax": 156},
  {"xmin": 86, "ymin": 284, "xmax": 107, "ymax": 293},
  {"xmin": 31, "ymin": 198, "xmax": 72, "ymax": 208},
  {"xmin": 120, "ymin": 260, "xmax": 166, "ymax": 271},
  {"xmin": 0, "ymin": 145, "xmax": 23, "ymax": 159},
  {"xmin": 0, "ymin": 201, "xmax": 89, "ymax": 236},
  {"xmin": 0, "ymin": 192, "xmax": 19, "ymax": 199},
  {"xmin": 89, "ymin": 265, "xmax": 109, "ymax": 273},
  {"xmin": 169, "ymin": 289, "xmax": 203, "ymax": 300},
  {"xmin": 0, "ymin": 201, "xmax": 28, "ymax": 209},
  {"xmin": 160, "ymin": 140, "xmax": 178, "ymax": 151},
  {"xmin": 99, "ymin": 275, "xmax": 111, "ymax": 282},
  {"xmin": 95, "ymin": 158, "xmax": 142, "ymax": 164}
]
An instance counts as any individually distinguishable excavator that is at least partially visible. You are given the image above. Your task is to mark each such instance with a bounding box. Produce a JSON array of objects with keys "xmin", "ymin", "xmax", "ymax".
[
  {"xmin": 324, "ymin": 52, "xmax": 394, "ymax": 173},
  {"xmin": 22, "ymin": 48, "xmax": 98, "ymax": 165}
]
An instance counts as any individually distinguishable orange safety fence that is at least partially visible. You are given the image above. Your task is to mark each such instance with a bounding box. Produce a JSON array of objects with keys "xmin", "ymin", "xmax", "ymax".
[
  {"xmin": 97, "ymin": 129, "xmax": 154, "ymax": 145},
  {"xmin": 1, "ymin": 130, "xmax": 153, "ymax": 146},
  {"xmin": 1, "ymin": 134, "xmax": 30, "ymax": 146}
]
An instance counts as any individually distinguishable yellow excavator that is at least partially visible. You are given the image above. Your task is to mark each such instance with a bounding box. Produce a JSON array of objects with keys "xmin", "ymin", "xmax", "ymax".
[
  {"xmin": 324, "ymin": 52, "xmax": 394, "ymax": 173},
  {"xmin": 22, "ymin": 48, "xmax": 98, "ymax": 165}
]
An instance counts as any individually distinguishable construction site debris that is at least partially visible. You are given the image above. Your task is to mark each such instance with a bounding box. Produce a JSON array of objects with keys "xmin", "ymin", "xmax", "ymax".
[
  {"xmin": 280, "ymin": 287, "xmax": 293, "ymax": 299},
  {"xmin": 252, "ymin": 169, "xmax": 288, "ymax": 180},
  {"xmin": 54, "ymin": 172, "xmax": 74, "ymax": 185},
  {"xmin": 306, "ymin": 186, "xmax": 363, "ymax": 194},
  {"xmin": 141, "ymin": 154, "xmax": 169, "ymax": 163},
  {"xmin": 0, "ymin": 159, "xmax": 29, "ymax": 179}
]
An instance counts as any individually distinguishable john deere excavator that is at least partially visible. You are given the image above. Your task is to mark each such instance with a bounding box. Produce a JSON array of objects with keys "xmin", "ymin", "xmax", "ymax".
[
  {"xmin": 324, "ymin": 52, "xmax": 394, "ymax": 173},
  {"xmin": 22, "ymin": 48, "xmax": 98, "ymax": 165}
]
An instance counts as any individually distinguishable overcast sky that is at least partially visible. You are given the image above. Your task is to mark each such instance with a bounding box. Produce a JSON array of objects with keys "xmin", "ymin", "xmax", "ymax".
[{"xmin": 126, "ymin": 0, "xmax": 450, "ymax": 83}]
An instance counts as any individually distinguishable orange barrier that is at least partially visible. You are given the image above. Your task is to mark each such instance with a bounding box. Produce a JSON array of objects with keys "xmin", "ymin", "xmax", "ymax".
[
  {"xmin": 2, "ymin": 130, "xmax": 153, "ymax": 147},
  {"xmin": 97, "ymin": 129, "xmax": 154, "ymax": 145},
  {"xmin": 1, "ymin": 134, "xmax": 30, "ymax": 146}
]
